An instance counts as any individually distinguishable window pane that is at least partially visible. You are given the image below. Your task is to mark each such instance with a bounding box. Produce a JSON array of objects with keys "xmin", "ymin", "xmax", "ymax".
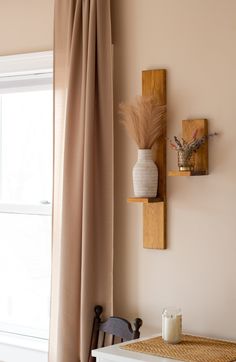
[
  {"xmin": 0, "ymin": 213, "xmax": 51, "ymax": 339},
  {"xmin": 0, "ymin": 90, "xmax": 53, "ymax": 204}
]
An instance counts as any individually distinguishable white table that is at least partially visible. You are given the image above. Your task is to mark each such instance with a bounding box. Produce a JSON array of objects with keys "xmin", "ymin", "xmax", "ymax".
[
  {"xmin": 92, "ymin": 334, "xmax": 182, "ymax": 362},
  {"xmin": 92, "ymin": 334, "xmax": 236, "ymax": 362}
]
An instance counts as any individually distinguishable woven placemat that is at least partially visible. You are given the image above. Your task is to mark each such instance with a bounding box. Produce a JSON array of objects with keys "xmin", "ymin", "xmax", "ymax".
[{"xmin": 121, "ymin": 335, "xmax": 236, "ymax": 362}]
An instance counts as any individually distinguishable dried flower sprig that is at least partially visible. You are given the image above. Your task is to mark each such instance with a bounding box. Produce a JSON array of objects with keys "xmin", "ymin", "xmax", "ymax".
[
  {"xmin": 119, "ymin": 96, "xmax": 166, "ymax": 149},
  {"xmin": 169, "ymin": 130, "xmax": 218, "ymax": 161}
]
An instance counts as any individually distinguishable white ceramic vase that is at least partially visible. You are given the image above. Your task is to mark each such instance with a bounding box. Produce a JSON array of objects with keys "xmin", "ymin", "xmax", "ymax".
[{"xmin": 133, "ymin": 149, "xmax": 158, "ymax": 197}]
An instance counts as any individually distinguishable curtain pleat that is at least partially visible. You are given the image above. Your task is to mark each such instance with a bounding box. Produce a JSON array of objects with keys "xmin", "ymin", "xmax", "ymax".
[{"xmin": 49, "ymin": 1, "xmax": 113, "ymax": 361}]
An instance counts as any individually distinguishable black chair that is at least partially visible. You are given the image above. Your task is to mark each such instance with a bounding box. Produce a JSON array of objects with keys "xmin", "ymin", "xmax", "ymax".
[{"xmin": 88, "ymin": 305, "xmax": 143, "ymax": 361}]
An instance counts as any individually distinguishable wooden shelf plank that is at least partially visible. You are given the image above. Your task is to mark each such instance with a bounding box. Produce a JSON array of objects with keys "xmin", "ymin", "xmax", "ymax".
[
  {"xmin": 182, "ymin": 119, "xmax": 208, "ymax": 174},
  {"xmin": 143, "ymin": 202, "xmax": 166, "ymax": 249},
  {"xmin": 142, "ymin": 70, "xmax": 167, "ymax": 249},
  {"xmin": 168, "ymin": 170, "xmax": 207, "ymax": 177},
  {"xmin": 142, "ymin": 69, "xmax": 166, "ymax": 199},
  {"xmin": 127, "ymin": 197, "xmax": 163, "ymax": 203}
]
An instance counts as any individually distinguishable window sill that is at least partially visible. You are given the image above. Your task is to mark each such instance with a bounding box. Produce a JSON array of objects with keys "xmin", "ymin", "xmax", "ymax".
[
  {"xmin": 0, "ymin": 332, "xmax": 48, "ymax": 352},
  {"xmin": 0, "ymin": 332, "xmax": 48, "ymax": 362}
]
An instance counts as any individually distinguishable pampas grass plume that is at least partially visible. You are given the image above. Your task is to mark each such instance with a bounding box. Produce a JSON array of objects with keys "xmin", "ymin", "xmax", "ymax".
[{"xmin": 119, "ymin": 96, "xmax": 166, "ymax": 149}]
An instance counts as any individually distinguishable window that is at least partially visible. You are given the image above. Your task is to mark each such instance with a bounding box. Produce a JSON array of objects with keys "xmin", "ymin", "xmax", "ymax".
[{"xmin": 0, "ymin": 52, "xmax": 53, "ymax": 346}]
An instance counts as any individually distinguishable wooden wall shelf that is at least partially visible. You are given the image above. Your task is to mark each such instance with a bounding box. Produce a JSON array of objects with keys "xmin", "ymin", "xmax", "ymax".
[
  {"xmin": 127, "ymin": 197, "xmax": 163, "ymax": 204},
  {"xmin": 168, "ymin": 119, "xmax": 208, "ymax": 177},
  {"xmin": 128, "ymin": 69, "xmax": 167, "ymax": 250},
  {"xmin": 168, "ymin": 171, "xmax": 207, "ymax": 177}
]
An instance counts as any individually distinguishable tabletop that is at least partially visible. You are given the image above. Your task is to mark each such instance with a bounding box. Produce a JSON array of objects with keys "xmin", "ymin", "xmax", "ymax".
[
  {"xmin": 92, "ymin": 333, "xmax": 236, "ymax": 362},
  {"xmin": 92, "ymin": 334, "xmax": 183, "ymax": 362}
]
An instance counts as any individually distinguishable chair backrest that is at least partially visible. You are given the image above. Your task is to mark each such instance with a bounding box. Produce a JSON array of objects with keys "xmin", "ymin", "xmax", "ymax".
[{"xmin": 88, "ymin": 305, "xmax": 143, "ymax": 362}]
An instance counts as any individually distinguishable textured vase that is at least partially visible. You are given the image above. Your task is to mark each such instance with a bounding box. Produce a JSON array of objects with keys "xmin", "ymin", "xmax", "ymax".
[{"xmin": 133, "ymin": 149, "xmax": 158, "ymax": 197}]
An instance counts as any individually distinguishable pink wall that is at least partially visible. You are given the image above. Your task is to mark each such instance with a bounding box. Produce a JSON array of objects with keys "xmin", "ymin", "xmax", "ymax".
[{"xmin": 112, "ymin": 0, "xmax": 236, "ymax": 339}]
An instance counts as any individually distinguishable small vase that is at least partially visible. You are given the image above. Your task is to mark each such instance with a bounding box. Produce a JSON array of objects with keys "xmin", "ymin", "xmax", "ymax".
[
  {"xmin": 177, "ymin": 150, "xmax": 194, "ymax": 172},
  {"xmin": 133, "ymin": 149, "xmax": 158, "ymax": 197}
]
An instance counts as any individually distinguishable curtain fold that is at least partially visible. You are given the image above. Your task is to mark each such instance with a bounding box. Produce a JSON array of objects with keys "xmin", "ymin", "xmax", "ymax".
[{"xmin": 49, "ymin": 1, "xmax": 113, "ymax": 361}]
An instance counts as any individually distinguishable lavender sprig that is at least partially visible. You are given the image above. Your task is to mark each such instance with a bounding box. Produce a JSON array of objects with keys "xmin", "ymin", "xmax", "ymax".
[
  {"xmin": 174, "ymin": 136, "xmax": 183, "ymax": 149},
  {"xmin": 169, "ymin": 131, "xmax": 218, "ymax": 154}
]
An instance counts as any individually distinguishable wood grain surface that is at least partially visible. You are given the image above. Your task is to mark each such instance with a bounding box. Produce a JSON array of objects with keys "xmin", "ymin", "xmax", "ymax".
[
  {"xmin": 142, "ymin": 70, "xmax": 167, "ymax": 249},
  {"xmin": 182, "ymin": 119, "xmax": 208, "ymax": 174}
]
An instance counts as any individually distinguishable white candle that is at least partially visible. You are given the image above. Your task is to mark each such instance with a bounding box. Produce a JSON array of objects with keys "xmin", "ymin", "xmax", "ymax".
[{"xmin": 162, "ymin": 308, "xmax": 182, "ymax": 344}]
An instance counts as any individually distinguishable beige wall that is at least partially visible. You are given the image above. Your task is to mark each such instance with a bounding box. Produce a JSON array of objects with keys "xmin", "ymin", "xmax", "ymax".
[
  {"xmin": 2, "ymin": 0, "xmax": 236, "ymax": 343},
  {"xmin": 112, "ymin": 0, "xmax": 236, "ymax": 339},
  {"xmin": 0, "ymin": 0, "xmax": 53, "ymax": 55}
]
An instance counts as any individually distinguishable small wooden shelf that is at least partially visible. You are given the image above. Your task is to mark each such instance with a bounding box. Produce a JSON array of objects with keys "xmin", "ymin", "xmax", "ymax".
[
  {"xmin": 127, "ymin": 197, "xmax": 163, "ymax": 203},
  {"xmin": 168, "ymin": 170, "xmax": 207, "ymax": 177},
  {"xmin": 168, "ymin": 119, "xmax": 209, "ymax": 177}
]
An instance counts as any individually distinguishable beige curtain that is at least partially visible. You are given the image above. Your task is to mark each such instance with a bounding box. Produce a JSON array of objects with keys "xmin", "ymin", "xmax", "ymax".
[{"xmin": 49, "ymin": 1, "xmax": 113, "ymax": 361}]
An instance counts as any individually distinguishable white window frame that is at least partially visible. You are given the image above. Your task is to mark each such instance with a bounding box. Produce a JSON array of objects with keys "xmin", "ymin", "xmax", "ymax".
[
  {"xmin": 0, "ymin": 51, "xmax": 53, "ymax": 216},
  {"xmin": 0, "ymin": 51, "xmax": 53, "ymax": 360}
]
